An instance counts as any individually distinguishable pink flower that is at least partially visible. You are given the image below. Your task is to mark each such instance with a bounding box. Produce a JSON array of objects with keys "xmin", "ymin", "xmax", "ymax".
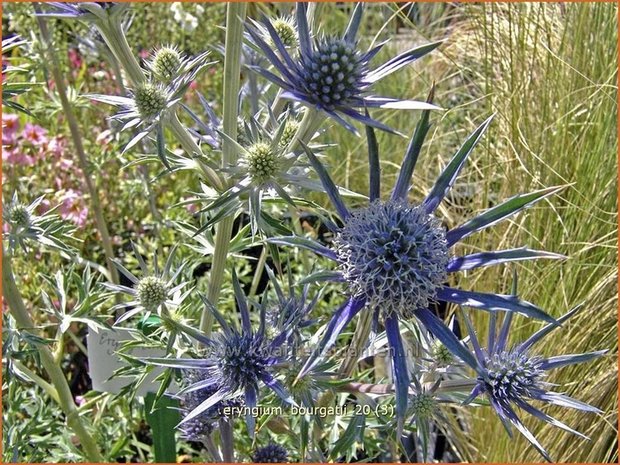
[
  {"xmin": 47, "ymin": 136, "xmax": 66, "ymax": 157},
  {"xmin": 58, "ymin": 190, "xmax": 89, "ymax": 228},
  {"xmin": 22, "ymin": 123, "xmax": 48, "ymax": 146},
  {"xmin": 2, "ymin": 113, "xmax": 20, "ymax": 145},
  {"xmin": 189, "ymin": 80, "xmax": 198, "ymax": 90},
  {"xmin": 68, "ymin": 48, "xmax": 83, "ymax": 69},
  {"xmin": 2, "ymin": 146, "xmax": 35, "ymax": 166}
]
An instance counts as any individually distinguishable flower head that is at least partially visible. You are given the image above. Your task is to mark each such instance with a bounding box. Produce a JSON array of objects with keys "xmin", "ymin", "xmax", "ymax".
[
  {"xmin": 192, "ymin": 110, "xmax": 326, "ymax": 236},
  {"xmin": 147, "ymin": 46, "xmax": 183, "ymax": 84},
  {"xmin": 133, "ymin": 82, "xmax": 169, "ymax": 120},
  {"xmin": 247, "ymin": 3, "xmax": 441, "ymax": 134},
  {"xmin": 104, "ymin": 244, "xmax": 189, "ymax": 323},
  {"xmin": 458, "ymin": 307, "xmax": 606, "ymax": 461},
  {"xmin": 269, "ymin": 112, "xmax": 567, "ymax": 429},
  {"xmin": 251, "ymin": 444, "xmax": 289, "ymax": 463},
  {"xmin": 272, "ymin": 17, "xmax": 297, "ymax": 48},
  {"xmin": 2, "ymin": 113, "xmax": 20, "ymax": 144},
  {"xmin": 334, "ymin": 200, "xmax": 449, "ymax": 320},
  {"xmin": 22, "ymin": 123, "xmax": 48, "ymax": 146},
  {"xmin": 148, "ymin": 270, "xmax": 296, "ymax": 435},
  {"xmin": 246, "ymin": 142, "xmax": 280, "ymax": 185},
  {"xmin": 3, "ymin": 192, "xmax": 77, "ymax": 254},
  {"xmin": 410, "ymin": 392, "xmax": 437, "ymax": 420},
  {"xmin": 88, "ymin": 50, "xmax": 213, "ymax": 153}
]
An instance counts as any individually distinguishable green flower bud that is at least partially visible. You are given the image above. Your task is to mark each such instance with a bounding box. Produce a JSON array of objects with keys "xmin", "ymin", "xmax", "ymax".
[
  {"xmin": 247, "ymin": 142, "xmax": 279, "ymax": 184},
  {"xmin": 133, "ymin": 83, "xmax": 168, "ymax": 120},
  {"xmin": 432, "ymin": 340, "xmax": 454, "ymax": 366},
  {"xmin": 7, "ymin": 204, "xmax": 30, "ymax": 227},
  {"xmin": 410, "ymin": 393, "xmax": 436, "ymax": 419},
  {"xmin": 136, "ymin": 276, "xmax": 168, "ymax": 310},
  {"xmin": 151, "ymin": 47, "xmax": 182, "ymax": 83},
  {"xmin": 273, "ymin": 18, "xmax": 297, "ymax": 48}
]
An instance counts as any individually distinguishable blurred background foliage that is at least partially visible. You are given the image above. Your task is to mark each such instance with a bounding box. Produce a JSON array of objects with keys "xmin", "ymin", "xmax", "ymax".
[{"xmin": 2, "ymin": 2, "xmax": 617, "ymax": 462}]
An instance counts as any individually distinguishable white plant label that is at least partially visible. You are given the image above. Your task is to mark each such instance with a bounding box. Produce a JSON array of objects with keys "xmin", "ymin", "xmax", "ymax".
[{"xmin": 87, "ymin": 328, "xmax": 177, "ymax": 397}]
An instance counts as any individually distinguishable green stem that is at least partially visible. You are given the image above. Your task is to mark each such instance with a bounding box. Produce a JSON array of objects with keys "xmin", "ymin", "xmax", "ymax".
[
  {"xmin": 249, "ymin": 246, "xmax": 268, "ymax": 298},
  {"xmin": 3, "ymin": 247, "xmax": 103, "ymax": 461},
  {"xmin": 98, "ymin": 21, "xmax": 145, "ymax": 86},
  {"xmin": 12, "ymin": 360, "xmax": 60, "ymax": 404},
  {"xmin": 35, "ymin": 9, "xmax": 120, "ymax": 289},
  {"xmin": 200, "ymin": 2, "xmax": 247, "ymax": 336}
]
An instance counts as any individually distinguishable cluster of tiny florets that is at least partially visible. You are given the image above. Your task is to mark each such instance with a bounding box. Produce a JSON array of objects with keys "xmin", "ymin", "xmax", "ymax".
[
  {"xmin": 251, "ymin": 444, "xmax": 289, "ymax": 463},
  {"xmin": 7, "ymin": 204, "xmax": 31, "ymax": 227},
  {"xmin": 279, "ymin": 119, "xmax": 300, "ymax": 149},
  {"xmin": 410, "ymin": 393, "xmax": 437, "ymax": 419},
  {"xmin": 133, "ymin": 83, "xmax": 168, "ymax": 120},
  {"xmin": 481, "ymin": 351, "xmax": 543, "ymax": 403},
  {"xmin": 150, "ymin": 47, "xmax": 182, "ymax": 83},
  {"xmin": 299, "ymin": 37, "xmax": 366, "ymax": 111},
  {"xmin": 136, "ymin": 276, "xmax": 169, "ymax": 310},
  {"xmin": 214, "ymin": 332, "xmax": 270, "ymax": 391},
  {"xmin": 272, "ymin": 17, "xmax": 297, "ymax": 48},
  {"xmin": 334, "ymin": 200, "xmax": 449, "ymax": 319},
  {"xmin": 432, "ymin": 340, "xmax": 454, "ymax": 366},
  {"xmin": 246, "ymin": 142, "xmax": 279, "ymax": 184},
  {"xmin": 178, "ymin": 372, "xmax": 244, "ymax": 442}
]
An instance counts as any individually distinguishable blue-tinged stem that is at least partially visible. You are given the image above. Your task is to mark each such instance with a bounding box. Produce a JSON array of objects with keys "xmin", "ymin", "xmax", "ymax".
[{"xmin": 200, "ymin": 2, "xmax": 248, "ymax": 337}]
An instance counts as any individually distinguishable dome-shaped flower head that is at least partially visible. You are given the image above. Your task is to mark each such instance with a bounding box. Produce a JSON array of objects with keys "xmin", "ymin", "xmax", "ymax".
[
  {"xmin": 246, "ymin": 3, "xmax": 441, "ymax": 135},
  {"xmin": 269, "ymin": 108, "xmax": 567, "ymax": 429},
  {"xmin": 146, "ymin": 270, "xmax": 296, "ymax": 436},
  {"xmin": 104, "ymin": 243, "xmax": 190, "ymax": 324},
  {"xmin": 447, "ymin": 306, "xmax": 606, "ymax": 461},
  {"xmin": 251, "ymin": 443, "xmax": 289, "ymax": 463}
]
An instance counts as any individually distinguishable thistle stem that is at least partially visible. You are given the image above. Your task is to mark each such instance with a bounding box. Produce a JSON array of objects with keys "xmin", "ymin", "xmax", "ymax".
[
  {"xmin": 200, "ymin": 2, "xmax": 247, "ymax": 336},
  {"xmin": 2, "ymin": 247, "xmax": 103, "ymax": 462},
  {"xmin": 98, "ymin": 21, "xmax": 145, "ymax": 86},
  {"xmin": 12, "ymin": 360, "xmax": 60, "ymax": 404},
  {"xmin": 35, "ymin": 9, "xmax": 120, "ymax": 289},
  {"xmin": 249, "ymin": 245, "xmax": 268, "ymax": 298}
]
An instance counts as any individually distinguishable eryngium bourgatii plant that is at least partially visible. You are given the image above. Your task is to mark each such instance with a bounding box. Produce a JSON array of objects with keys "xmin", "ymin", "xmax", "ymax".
[{"xmin": 27, "ymin": 2, "xmax": 607, "ymax": 463}]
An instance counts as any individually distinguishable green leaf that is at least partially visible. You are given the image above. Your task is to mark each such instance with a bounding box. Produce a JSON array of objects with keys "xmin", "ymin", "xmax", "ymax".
[{"xmin": 144, "ymin": 393, "xmax": 179, "ymax": 463}]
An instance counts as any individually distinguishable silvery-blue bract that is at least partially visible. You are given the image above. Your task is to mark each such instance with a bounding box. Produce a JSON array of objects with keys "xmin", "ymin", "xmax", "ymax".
[
  {"xmin": 269, "ymin": 108, "xmax": 567, "ymax": 429},
  {"xmin": 247, "ymin": 3, "xmax": 441, "ymax": 134}
]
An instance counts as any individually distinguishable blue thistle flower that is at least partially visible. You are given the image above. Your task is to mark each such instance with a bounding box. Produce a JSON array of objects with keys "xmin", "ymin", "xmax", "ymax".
[
  {"xmin": 177, "ymin": 371, "xmax": 244, "ymax": 442},
  {"xmin": 251, "ymin": 443, "xmax": 289, "ymax": 463},
  {"xmin": 269, "ymin": 108, "xmax": 567, "ymax": 429},
  {"xmin": 455, "ymin": 306, "xmax": 607, "ymax": 462},
  {"xmin": 145, "ymin": 270, "xmax": 295, "ymax": 435},
  {"xmin": 247, "ymin": 3, "xmax": 441, "ymax": 134}
]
